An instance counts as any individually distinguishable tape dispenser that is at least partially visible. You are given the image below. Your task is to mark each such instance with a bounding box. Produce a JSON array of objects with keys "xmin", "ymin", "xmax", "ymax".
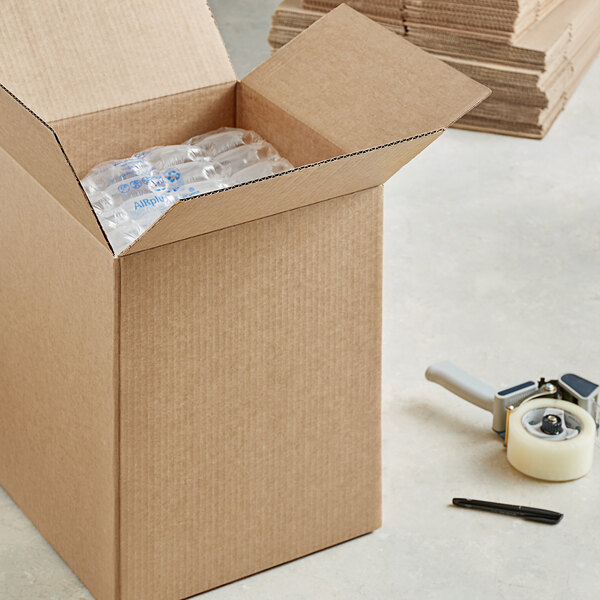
[{"xmin": 426, "ymin": 362, "xmax": 600, "ymax": 481}]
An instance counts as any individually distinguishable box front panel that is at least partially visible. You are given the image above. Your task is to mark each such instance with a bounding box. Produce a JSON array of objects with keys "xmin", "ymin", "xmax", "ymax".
[{"xmin": 119, "ymin": 186, "xmax": 383, "ymax": 599}]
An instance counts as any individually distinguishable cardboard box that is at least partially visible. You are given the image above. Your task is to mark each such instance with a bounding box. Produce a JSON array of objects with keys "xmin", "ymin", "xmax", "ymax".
[{"xmin": 0, "ymin": 2, "xmax": 487, "ymax": 599}]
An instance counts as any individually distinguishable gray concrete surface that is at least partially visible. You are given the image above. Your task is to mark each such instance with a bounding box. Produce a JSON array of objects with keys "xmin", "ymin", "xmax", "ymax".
[{"xmin": 2, "ymin": 1, "xmax": 599, "ymax": 598}]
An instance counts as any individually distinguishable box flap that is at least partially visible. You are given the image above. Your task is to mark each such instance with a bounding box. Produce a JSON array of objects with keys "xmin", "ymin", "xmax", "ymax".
[
  {"xmin": 242, "ymin": 4, "xmax": 489, "ymax": 152},
  {"xmin": 0, "ymin": 84, "xmax": 111, "ymax": 251},
  {"xmin": 0, "ymin": 0, "xmax": 235, "ymax": 123},
  {"xmin": 121, "ymin": 131, "xmax": 442, "ymax": 255}
]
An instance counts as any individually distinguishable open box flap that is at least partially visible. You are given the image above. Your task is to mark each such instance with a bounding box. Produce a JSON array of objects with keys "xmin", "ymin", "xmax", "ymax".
[
  {"xmin": 242, "ymin": 4, "xmax": 490, "ymax": 152},
  {"xmin": 0, "ymin": 0, "xmax": 235, "ymax": 123},
  {"xmin": 121, "ymin": 130, "xmax": 443, "ymax": 256},
  {"xmin": 0, "ymin": 84, "xmax": 111, "ymax": 251},
  {"xmin": 120, "ymin": 5, "xmax": 489, "ymax": 256}
]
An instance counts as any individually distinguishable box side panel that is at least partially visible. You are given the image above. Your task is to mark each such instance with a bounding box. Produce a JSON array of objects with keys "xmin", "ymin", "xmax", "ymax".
[
  {"xmin": 119, "ymin": 187, "xmax": 383, "ymax": 599},
  {"xmin": 0, "ymin": 147, "xmax": 118, "ymax": 600},
  {"xmin": 236, "ymin": 82, "xmax": 343, "ymax": 167},
  {"xmin": 51, "ymin": 82, "xmax": 237, "ymax": 179}
]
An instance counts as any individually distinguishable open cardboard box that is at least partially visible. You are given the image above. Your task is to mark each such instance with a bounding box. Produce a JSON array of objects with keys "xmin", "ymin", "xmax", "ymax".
[{"xmin": 0, "ymin": 2, "xmax": 488, "ymax": 599}]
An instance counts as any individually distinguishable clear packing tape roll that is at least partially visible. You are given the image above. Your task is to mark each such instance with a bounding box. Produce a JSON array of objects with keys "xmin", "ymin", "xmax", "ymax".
[
  {"xmin": 81, "ymin": 128, "xmax": 293, "ymax": 254},
  {"xmin": 507, "ymin": 399, "xmax": 597, "ymax": 481}
]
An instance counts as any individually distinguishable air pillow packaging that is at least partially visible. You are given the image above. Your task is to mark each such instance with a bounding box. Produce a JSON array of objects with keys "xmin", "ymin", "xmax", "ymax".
[{"xmin": 82, "ymin": 128, "xmax": 293, "ymax": 254}]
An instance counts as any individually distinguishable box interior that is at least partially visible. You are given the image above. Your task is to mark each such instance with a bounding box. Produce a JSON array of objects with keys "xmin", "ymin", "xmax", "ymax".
[
  {"xmin": 0, "ymin": 3, "xmax": 489, "ymax": 259},
  {"xmin": 50, "ymin": 79, "xmax": 344, "ymax": 181}
]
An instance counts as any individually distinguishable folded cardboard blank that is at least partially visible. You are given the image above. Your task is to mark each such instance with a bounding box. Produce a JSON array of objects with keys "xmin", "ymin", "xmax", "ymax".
[{"xmin": 0, "ymin": 2, "xmax": 488, "ymax": 599}]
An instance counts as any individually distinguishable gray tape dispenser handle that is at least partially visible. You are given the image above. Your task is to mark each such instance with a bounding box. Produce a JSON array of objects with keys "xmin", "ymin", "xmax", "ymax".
[
  {"xmin": 426, "ymin": 361, "xmax": 549, "ymax": 434},
  {"xmin": 425, "ymin": 361, "xmax": 495, "ymax": 413}
]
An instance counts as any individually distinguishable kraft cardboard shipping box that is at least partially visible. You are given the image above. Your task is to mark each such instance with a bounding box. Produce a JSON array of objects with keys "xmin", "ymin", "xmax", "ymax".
[{"xmin": 0, "ymin": 2, "xmax": 488, "ymax": 599}]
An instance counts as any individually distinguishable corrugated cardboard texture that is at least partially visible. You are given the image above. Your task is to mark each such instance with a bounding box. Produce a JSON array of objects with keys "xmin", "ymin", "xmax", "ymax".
[
  {"xmin": 119, "ymin": 187, "xmax": 383, "ymax": 599},
  {"xmin": 271, "ymin": 0, "xmax": 573, "ymax": 68},
  {"xmin": 455, "ymin": 31, "xmax": 600, "ymax": 137},
  {"xmin": 52, "ymin": 83, "xmax": 237, "ymax": 178},
  {"xmin": 0, "ymin": 146, "xmax": 118, "ymax": 600},
  {"xmin": 305, "ymin": 0, "xmax": 403, "ymax": 23},
  {"xmin": 245, "ymin": 4, "xmax": 489, "ymax": 150},
  {"xmin": 302, "ymin": 0, "xmax": 561, "ymax": 40},
  {"xmin": 122, "ymin": 131, "xmax": 442, "ymax": 255},
  {"xmin": 403, "ymin": 0, "xmax": 563, "ymax": 41},
  {"xmin": 0, "ymin": 85, "xmax": 109, "ymax": 248},
  {"xmin": 0, "ymin": 0, "xmax": 235, "ymax": 122}
]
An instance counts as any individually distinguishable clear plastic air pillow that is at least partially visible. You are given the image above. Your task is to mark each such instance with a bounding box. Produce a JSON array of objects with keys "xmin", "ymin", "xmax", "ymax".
[{"xmin": 81, "ymin": 128, "xmax": 293, "ymax": 254}]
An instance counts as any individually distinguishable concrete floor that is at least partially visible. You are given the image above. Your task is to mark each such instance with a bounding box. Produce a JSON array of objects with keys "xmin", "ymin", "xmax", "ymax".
[{"xmin": 2, "ymin": 1, "xmax": 600, "ymax": 598}]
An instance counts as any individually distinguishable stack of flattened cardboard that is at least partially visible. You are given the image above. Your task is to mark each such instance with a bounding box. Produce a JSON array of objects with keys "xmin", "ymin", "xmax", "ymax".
[
  {"xmin": 303, "ymin": 0, "xmax": 402, "ymax": 23},
  {"xmin": 404, "ymin": 0, "xmax": 563, "ymax": 42},
  {"xmin": 304, "ymin": 0, "xmax": 559, "ymax": 40},
  {"xmin": 269, "ymin": 0, "xmax": 600, "ymax": 138}
]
